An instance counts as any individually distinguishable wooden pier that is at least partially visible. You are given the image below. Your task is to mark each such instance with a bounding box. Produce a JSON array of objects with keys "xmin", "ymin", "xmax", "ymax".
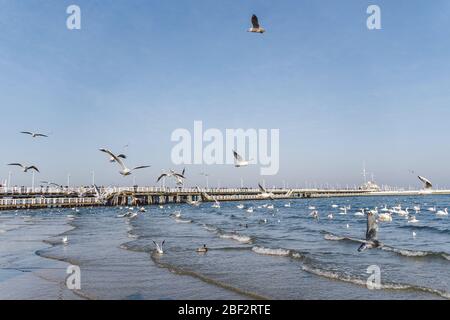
[{"xmin": 1, "ymin": 186, "xmax": 450, "ymax": 211}]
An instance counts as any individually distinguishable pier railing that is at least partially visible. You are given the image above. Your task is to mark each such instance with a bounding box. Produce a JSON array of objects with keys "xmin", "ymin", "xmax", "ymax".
[{"xmin": 0, "ymin": 197, "xmax": 99, "ymax": 208}]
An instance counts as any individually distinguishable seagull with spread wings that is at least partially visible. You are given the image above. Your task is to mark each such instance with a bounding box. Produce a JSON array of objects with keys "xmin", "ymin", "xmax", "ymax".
[
  {"xmin": 358, "ymin": 211, "xmax": 381, "ymax": 252},
  {"xmin": 247, "ymin": 14, "xmax": 266, "ymax": 33},
  {"xmin": 40, "ymin": 181, "xmax": 62, "ymax": 188},
  {"xmin": 233, "ymin": 150, "xmax": 251, "ymax": 167},
  {"xmin": 152, "ymin": 240, "xmax": 165, "ymax": 254},
  {"xmin": 258, "ymin": 183, "xmax": 274, "ymax": 200},
  {"xmin": 20, "ymin": 131, "xmax": 48, "ymax": 138},
  {"xmin": 99, "ymin": 148, "xmax": 150, "ymax": 176},
  {"xmin": 8, "ymin": 163, "xmax": 39, "ymax": 173},
  {"xmin": 157, "ymin": 169, "xmax": 186, "ymax": 183},
  {"xmin": 418, "ymin": 176, "xmax": 433, "ymax": 189}
]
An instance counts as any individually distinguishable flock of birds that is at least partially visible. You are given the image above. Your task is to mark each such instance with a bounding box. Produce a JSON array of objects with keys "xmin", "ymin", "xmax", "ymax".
[
  {"xmin": 308, "ymin": 201, "xmax": 448, "ymax": 251},
  {"xmin": 6, "ymin": 12, "xmax": 265, "ymax": 181},
  {"xmin": 148, "ymin": 198, "xmax": 449, "ymax": 255},
  {"xmin": 307, "ymin": 202, "xmax": 449, "ymax": 223},
  {"xmin": 7, "ymin": 127, "xmax": 253, "ymax": 189}
]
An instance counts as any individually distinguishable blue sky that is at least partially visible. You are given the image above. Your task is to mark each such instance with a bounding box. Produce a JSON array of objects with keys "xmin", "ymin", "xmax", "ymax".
[{"xmin": 1, "ymin": 0, "xmax": 450, "ymax": 188}]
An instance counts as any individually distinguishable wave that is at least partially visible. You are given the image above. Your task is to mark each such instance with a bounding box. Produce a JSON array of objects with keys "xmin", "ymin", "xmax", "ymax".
[
  {"xmin": 149, "ymin": 255, "xmax": 269, "ymax": 300},
  {"xmin": 174, "ymin": 218, "xmax": 192, "ymax": 223},
  {"xmin": 219, "ymin": 232, "xmax": 252, "ymax": 244},
  {"xmin": 252, "ymin": 246, "xmax": 290, "ymax": 257},
  {"xmin": 399, "ymin": 224, "xmax": 450, "ymax": 235},
  {"xmin": 200, "ymin": 223, "xmax": 252, "ymax": 244},
  {"xmin": 324, "ymin": 233, "xmax": 365, "ymax": 243},
  {"xmin": 381, "ymin": 246, "xmax": 450, "ymax": 261},
  {"xmin": 202, "ymin": 224, "xmax": 218, "ymax": 232},
  {"xmin": 324, "ymin": 233, "xmax": 450, "ymax": 261},
  {"xmin": 301, "ymin": 265, "xmax": 450, "ymax": 300}
]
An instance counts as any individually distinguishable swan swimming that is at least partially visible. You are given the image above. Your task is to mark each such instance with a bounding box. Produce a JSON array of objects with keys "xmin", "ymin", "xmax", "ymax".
[
  {"xmin": 378, "ymin": 212, "xmax": 392, "ymax": 222},
  {"xmin": 436, "ymin": 208, "xmax": 448, "ymax": 216}
]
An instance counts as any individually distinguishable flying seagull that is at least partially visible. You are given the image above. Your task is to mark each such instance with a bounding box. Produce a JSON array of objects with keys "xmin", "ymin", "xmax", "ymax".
[
  {"xmin": 233, "ymin": 150, "xmax": 251, "ymax": 167},
  {"xmin": 157, "ymin": 169, "xmax": 185, "ymax": 183},
  {"xmin": 175, "ymin": 168, "xmax": 186, "ymax": 185},
  {"xmin": 8, "ymin": 163, "xmax": 39, "ymax": 173},
  {"xmin": 20, "ymin": 131, "xmax": 48, "ymax": 138},
  {"xmin": 357, "ymin": 211, "xmax": 381, "ymax": 252},
  {"xmin": 40, "ymin": 181, "xmax": 62, "ymax": 188},
  {"xmin": 109, "ymin": 153, "xmax": 126, "ymax": 163},
  {"xmin": 418, "ymin": 176, "xmax": 433, "ymax": 189},
  {"xmin": 99, "ymin": 148, "xmax": 150, "ymax": 176},
  {"xmin": 248, "ymin": 14, "xmax": 265, "ymax": 33},
  {"xmin": 258, "ymin": 183, "xmax": 274, "ymax": 200}
]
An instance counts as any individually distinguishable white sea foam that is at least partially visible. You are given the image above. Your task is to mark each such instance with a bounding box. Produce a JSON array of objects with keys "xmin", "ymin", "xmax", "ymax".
[
  {"xmin": 252, "ymin": 246, "xmax": 290, "ymax": 256},
  {"xmin": 324, "ymin": 234, "xmax": 344, "ymax": 241},
  {"xmin": 220, "ymin": 233, "xmax": 252, "ymax": 243},
  {"xmin": 175, "ymin": 218, "xmax": 192, "ymax": 223},
  {"xmin": 301, "ymin": 265, "xmax": 450, "ymax": 299},
  {"xmin": 202, "ymin": 224, "xmax": 218, "ymax": 232}
]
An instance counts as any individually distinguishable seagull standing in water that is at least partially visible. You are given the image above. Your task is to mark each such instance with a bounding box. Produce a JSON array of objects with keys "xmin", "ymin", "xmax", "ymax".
[
  {"xmin": 8, "ymin": 163, "xmax": 39, "ymax": 173},
  {"xmin": 100, "ymin": 149, "xmax": 150, "ymax": 176},
  {"xmin": 20, "ymin": 131, "xmax": 48, "ymax": 138},
  {"xmin": 152, "ymin": 240, "xmax": 165, "ymax": 254},
  {"xmin": 358, "ymin": 211, "xmax": 381, "ymax": 252},
  {"xmin": 247, "ymin": 14, "xmax": 266, "ymax": 33}
]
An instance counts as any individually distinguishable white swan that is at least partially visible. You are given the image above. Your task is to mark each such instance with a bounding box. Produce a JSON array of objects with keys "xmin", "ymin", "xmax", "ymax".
[
  {"xmin": 436, "ymin": 208, "xmax": 448, "ymax": 216},
  {"xmin": 378, "ymin": 213, "xmax": 393, "ymax": 222},
  {"xmin": 408, "ymin": 216, "xmax": 419, "ymax": 223}
]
